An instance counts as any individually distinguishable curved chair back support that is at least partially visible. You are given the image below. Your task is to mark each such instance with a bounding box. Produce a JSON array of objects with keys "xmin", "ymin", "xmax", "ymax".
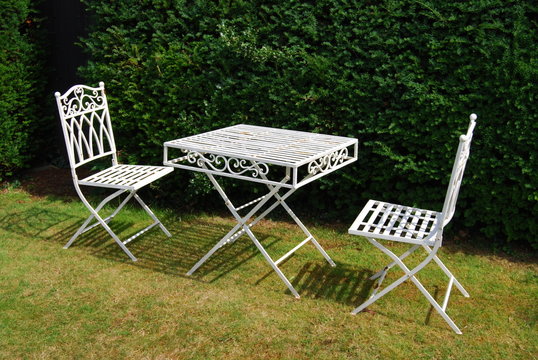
[
  {"xmin": 55, "ymin": 82, "xmax": 117, "ymax": 169},
  {"xmin": 441, "ymin": 115, "xmax": 477, "ymax": 227}
]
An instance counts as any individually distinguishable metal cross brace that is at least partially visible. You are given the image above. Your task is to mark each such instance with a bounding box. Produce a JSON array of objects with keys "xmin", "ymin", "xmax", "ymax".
[
  {"xmin": 186, "ymin": 168, "xmax": 336, "ymax": 298},
  {"xmin": 65, "ymin": 188, "xmax": 172, "ymax": 261}
]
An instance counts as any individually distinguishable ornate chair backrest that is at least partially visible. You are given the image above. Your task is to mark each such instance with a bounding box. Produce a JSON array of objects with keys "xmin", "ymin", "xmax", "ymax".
[
  {"xmin": 440, "ymin": 114, "xmax": 477, "ymax": 228},
  {"xmin": 55, "ymin": 82, "xmax": 117, "ymax": 169}
]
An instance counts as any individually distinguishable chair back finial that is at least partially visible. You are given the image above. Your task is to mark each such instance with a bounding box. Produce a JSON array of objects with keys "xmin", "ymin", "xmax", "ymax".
[
  {"xmin": 54, "ymin": 82, "xmax": 117, "ymax": 169},
  {"xmin": 441, "ymin": 114, "xmax": 477, "ymax": 227}
]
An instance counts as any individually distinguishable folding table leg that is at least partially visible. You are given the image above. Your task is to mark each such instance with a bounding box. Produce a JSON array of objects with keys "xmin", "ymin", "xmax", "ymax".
[
  {"xmin": 259, "ymin": 172, "xmax": 336, "ymax": 267},
  {"xmin": 186, "ymin": 221, "xmax": 244, "ymax": 275},
  {"xmin": 271, "ymin": 189, "xmax": 335, "ymax": 267},
  {"xmin": 187, "ymin": 171, "xmax": 305, "ymax": 297},
  {"xmin": 241, "ymin": 224, "xmax": 301, "ymax": 298},
  {"xmin": 186, "ymin": 172, "xmax": 287, "ymax": 275}
]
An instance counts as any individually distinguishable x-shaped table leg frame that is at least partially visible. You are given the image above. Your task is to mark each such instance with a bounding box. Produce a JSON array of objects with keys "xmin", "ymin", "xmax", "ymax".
[
  {"xmin": 186, "ymin": 171, "xmax": 336, "ymax": 298},
  {"xmin": 351, "ymin": 238, "xmax": 469, "ymax": 334},
  {"xmin": 65, "ymin": 187, "xmax": 172, "ymax": 261}
]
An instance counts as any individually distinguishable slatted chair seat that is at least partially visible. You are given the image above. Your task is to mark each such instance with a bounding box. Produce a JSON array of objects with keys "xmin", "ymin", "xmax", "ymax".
[
  {"xmin": 79, "ymin": 164, "xmax": 173, "ymax": 190},
  {"xmin": 349, "ymin": 200, "xmax": 441, "ymax": 246},
  {"xmin": 348, "ymin": 114, "xmax": 477, "ymax": 334},
  {"xmin": 55, "ymin": 82, "xmax": 173, "ymax": 261}
]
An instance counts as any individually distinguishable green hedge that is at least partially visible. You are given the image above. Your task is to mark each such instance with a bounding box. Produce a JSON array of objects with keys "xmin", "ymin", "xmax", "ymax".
[
  {"xmin": 79, "ymin": 0, "xmax": 538, "ymax": 249},
  {"xmin": 0, "ymin": 0, "xmax": 49, "ymax": 180}
]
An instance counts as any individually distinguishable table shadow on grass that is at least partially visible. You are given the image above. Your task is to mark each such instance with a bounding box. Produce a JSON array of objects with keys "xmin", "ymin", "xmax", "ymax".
[{"xmin": 121, "ymin": 218, "xmax": 283, "ymax": 283}]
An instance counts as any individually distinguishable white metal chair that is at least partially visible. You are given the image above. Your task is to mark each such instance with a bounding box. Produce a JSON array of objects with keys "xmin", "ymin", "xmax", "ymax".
[
  {"xmin": 55, "ymin": 82, "xmax": 173, "ymax": 261},
  {"xmin": 348, "ymin": 114, "xmax": 477, "ymax": 334}
]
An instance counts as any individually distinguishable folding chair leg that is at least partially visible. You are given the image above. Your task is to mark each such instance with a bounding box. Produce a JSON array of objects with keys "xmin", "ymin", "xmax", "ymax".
[
  {"xmin": 367, "ymin": 244, "xmax": 420, "ymax": 299},
  {"xmin": 96, "ymin": 215, "xmax": 138, "ymax": 261},
  {"xmin": 352, "ymin": 237, "xmax": 418, "ymax": 314},
  {"xmin": 66, "ymin": 189, "xmax": 171, "ymax": 262},
  {"xmin": 65, "ymin": 189, "xmax": 126, "ymax": 249},
  {"xmin": 133, "ymin": 193, "xmax": 172, "ymax": 237},
  {"xmin": 351, "ymin": 268, "xmax": 410, "ymax": 314},
  {"xmin": 410, "ymin": 275, "xmax": 463, "ymax": 334},
  {"xmin": 370, "ymin": 244, "xmax": 420, "ymax": 280},
  {"xmin": 64, "ymin": 213, "xmax": 96, "ymax": 249},
  {"xmin": 352, "ymin": 238, "xmax": 464, "ymax": 334},
  {"xmin": 107, "ymin": 190, "xmax": 136, "ymax": 221},
  {"xmin": 73, "ymin": 191, "xmax": 138, "ymax": 261},
  {"xmin": 423, "ymin": 245, "xmax": 469, "ymax": 297}
]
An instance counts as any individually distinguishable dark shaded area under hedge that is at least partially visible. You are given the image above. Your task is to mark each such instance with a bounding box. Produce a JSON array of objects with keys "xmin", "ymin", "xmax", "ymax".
[
  {"xmin": 0, "ymin": 0, "xmax": 52, "ymax": 179},
  {"xmin": 2, "ymin": 0, "xmax": 536, "ymax": 250}
]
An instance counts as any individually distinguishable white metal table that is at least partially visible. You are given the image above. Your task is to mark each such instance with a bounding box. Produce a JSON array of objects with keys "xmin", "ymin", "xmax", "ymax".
[{"xmin": 164, "ymin": 124, "xmax": 358, "ymax": 297}]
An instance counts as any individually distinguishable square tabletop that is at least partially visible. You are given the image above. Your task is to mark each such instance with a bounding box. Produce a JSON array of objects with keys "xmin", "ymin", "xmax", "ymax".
[{"xmin": 164, "ymin": 124, "xmax": 358, "ymax": 189}]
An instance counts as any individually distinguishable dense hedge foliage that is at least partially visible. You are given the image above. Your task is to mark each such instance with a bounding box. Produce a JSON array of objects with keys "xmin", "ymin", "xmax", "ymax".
[
  {"xmin": 78, "ymin": 0, "xmax": 538, "ymax": 249},
  {"xmin": 0, "ymin": 0, "xmax": 50, "ymax": 180}
]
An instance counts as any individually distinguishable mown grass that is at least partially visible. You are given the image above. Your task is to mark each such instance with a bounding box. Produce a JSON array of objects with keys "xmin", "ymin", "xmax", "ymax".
[{"xmin": 0, "ymin": 186, "xmax": 536, "ymax": 359}]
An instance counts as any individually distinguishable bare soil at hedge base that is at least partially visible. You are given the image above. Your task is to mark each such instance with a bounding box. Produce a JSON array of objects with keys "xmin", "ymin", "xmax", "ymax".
[
  {"xmin": 18, "ymin": 166, "xmax": 78, "ymax": 198},
  {"xmin": 7, "ymin": 165, "xmax": 92, "ymax": 199}
]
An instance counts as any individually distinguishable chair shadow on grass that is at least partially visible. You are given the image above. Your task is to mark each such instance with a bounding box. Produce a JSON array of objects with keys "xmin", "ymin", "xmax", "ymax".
[
  {"xmin": 0, "ymin": 206, "xmax": 279, "ymax": 282},
  {"xmin": 0, "ymin": 207, "xmax": 81, "ymax": 247}
]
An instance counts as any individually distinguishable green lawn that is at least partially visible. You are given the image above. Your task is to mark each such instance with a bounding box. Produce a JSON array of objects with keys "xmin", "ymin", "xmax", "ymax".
[{"xmin": 0, "ymin": 186, "xmax": 536, "ymax": 359}]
